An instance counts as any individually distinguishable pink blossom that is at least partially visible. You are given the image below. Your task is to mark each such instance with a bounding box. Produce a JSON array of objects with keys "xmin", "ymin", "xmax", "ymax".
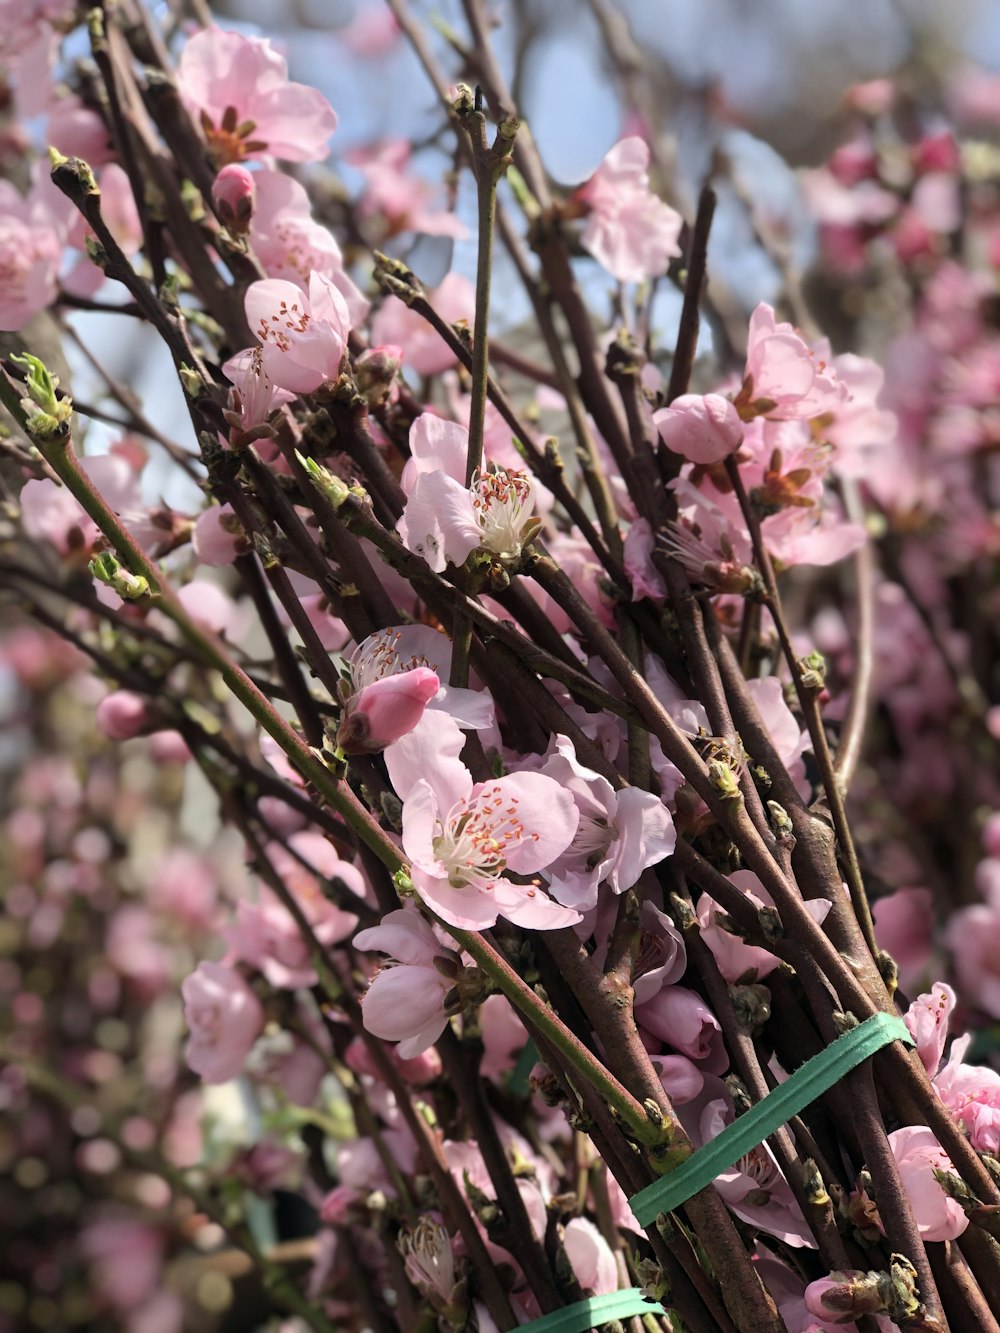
[
  {"xmin": 21, "ymin": 453, "xmax": 155, "ymax": 558},
  {"xmin": 176, "ymin": 27, "xmax": 337, "ymax": 165},
  {"xmin": 872, "ymin": 887, "xmax": 934, "ymax": 994},
  {"xmin": 386, "ymin": 711, "xmax": 580, "ymax": 930},
  {"xmin": 245, "ymin": 272, "xmax": 350, "ymax": 395},
  {"xmin": 192, "ymin": 504, "xmax": 247, "ymax": 565},
  {"xmin": 62, "ymin": 163, "xmax": 142, "ymax": 299},
  {"xmin": 354, "ymin": 908, "xmax": 457, "ymax": 1057},
  {"xmin": 0, "ymin": 175, "xmax": 67, "ymax": 331},
  {"xmin": 348, "ymin": 138, "xmax": 468, "ymax": 239},
  {"xmin": 249, "ymin": 170, "xmax": 369, "ymax": 325},
  {"xmin": 343, "ymin": 624, "xmax": 494, "ymax": 731},
  {"xmin": 478, "ymin": 995, "xmax": 527, "ymax": 1080},
  {"xmin": 699, "ymin": 1097, "xmax": 813, "ymax": 1246},
  {"xmin": 562, "ymin": 1217, "xmax": 618, "ymax": 1296},
  {"xmin": 531, "ymin": 733, "xmax": 676, "ymax": 911},
  {"xmin": 181, "ymin": 961, "xmax": 264, "ymax": 1083},
  {"xmin": 636, "ymin": 985, "xmax": 727, "ymax": 1072},
  {"xmin": 371, "ymin": 271, "xmax": 475, "ymax": 375},
  {"xmin": 47, "ymin": 95, "xmax": 114, "ymax": 166},
  {"xmin": 695, "ymin": 870, "xmax": 831, "ymax": 984},
  {"xmin": 338, "ymin": 666, "xmax": 441, "ymax": 753},
  {"xmin": 933, "ymin": 1034, "xmax": 1000, "ymax": 1154},
  {"xmin": 338, "ymin": 5, "xmax": 401, "ymax": 58},
  {"xmin": 887, "ymin": 1126, "xmax": 968, "ymax": 1241},
  {"xmin": 579, "ymin": 137, "xmax": 683, "ymax": 283},
  {"xmin": 96, "ymin": 690, "xmax": 151, "ymax": 741},
  {"xmin": 397, "ymin": 415, "xmax": 539, "ymax": 573},
  {"xmin": 744, "ymin": 303, "xmax": 849, "ymax": 420},
  {"xmin": 903, "ymin": 982, "xmax": 955, "ymax": 1076},
  {"xmin": 80, "ymin": 1216, "xmax": 164, "ymax": 1311},
  {"xmin": 221, "ymin": 346, "xmax": 294, "ymax": 437},
  {"xmin": 623, "ymin": 517, "xmax": 666, "ymax": 601},
  {"xmin": 224, "ymin": 837, "xmax": 361, "ymax": 989},
  {"xmin": 654, "ymin": 394, "xmax": 744, "ymax": 464},
  {"xmin": 945, "ymin": 865, "xmax": 1000, "ymax": 1018},
  {"xmin": 212, "ymin": 163, "xmax": 256, "ymax": 234}
]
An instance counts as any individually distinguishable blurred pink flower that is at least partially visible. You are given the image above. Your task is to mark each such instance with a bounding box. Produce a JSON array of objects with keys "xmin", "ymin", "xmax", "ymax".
[
  {"xmin": 933, "ymin": 1033, "xmax": 1000, "ymax": 1154},
  {"xmin": 181, "ymin": 960, "xmax": 264, "ymax": 1083},
  {"xmin": 349, "ymin": 138, "xmax": 467, "ymax": 238},
  {"xmin": 0, "ymin": 175, "xmax": 67, "ymax": 331},
  {"xmin": 177, "ymin": 27, "xmax": 337, "ymax": 165},
  {"xmin": 872, "ymin": 888, "xmax": 933, "ymax": 994},
  {"xmin": 579, "ymin": 137, "xmax": 682, "ymax": 283},
  {"xmin": 371, "ymin": 271, "xmax": 474, "ymax": 375}
]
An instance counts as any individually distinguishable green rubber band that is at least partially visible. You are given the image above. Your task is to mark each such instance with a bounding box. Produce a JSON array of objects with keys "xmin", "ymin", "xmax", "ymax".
[
  {"xmin": 509, "ymin": 1039, "xmax": 539, "ymax": 1096},
  {"xmin": 629, "ymin": 1012, "xmax": 914, "ymax": 1228},
  {"xmin": 517, "ymin": 1289, "xmax": 667, "ymax": 1333}
]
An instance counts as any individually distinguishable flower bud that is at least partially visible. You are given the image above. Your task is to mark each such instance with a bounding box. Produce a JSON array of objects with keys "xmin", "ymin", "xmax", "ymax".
[
  {"xmin": 354, "ymin": 344, "xmax": 402, "ymax": 408},
  {"xmin": 337, "ymin": 667, "xmax": 440, "ymax": 753},
  {"xmin": 653, "ymin": 393, "xmax": 743, "ymax": 464},
  {"xmin": 212, "ymin": 164, "xmax": 256, "ymax": 235},
  {"xmin": 96, "ymin": 690, "xmax": 152, "ymax": 740},
  {"xmin": 804, "ymin": 1270, "xmax": 890, "ymax": 1323}
]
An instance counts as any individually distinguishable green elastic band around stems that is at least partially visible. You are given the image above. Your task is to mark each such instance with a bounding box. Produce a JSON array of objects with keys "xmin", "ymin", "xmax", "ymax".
[
  {"xmin": 629, "ymin": 1012, "xmax": 914, "ymax": 1228},
  {"xmin": 509, "ymin": 1039, "xmax": 539, "ymax": 1096},
  {"xmin": 517, "ymin": 1289, "xmax": 667, "ymax": 1333}
]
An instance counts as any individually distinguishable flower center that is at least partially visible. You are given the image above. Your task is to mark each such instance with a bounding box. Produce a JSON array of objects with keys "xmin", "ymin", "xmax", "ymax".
[
  {"xmin": 472, "ymin": 467, "xmax": 534, "ymax": 560},
  {"xmin": 201, "ymin": 105, "xmax": 269, "ymax": 166},
  {"xmin": 349, "ymin": 629, "xmax": 432, "ymax": 692},
  {"xmin": 432, "ymin": 785, "xmax": 537, "ymax": 888},
  {"xmin": 572, "ymin": 814, "xmax": 615, "ymax": 870}
]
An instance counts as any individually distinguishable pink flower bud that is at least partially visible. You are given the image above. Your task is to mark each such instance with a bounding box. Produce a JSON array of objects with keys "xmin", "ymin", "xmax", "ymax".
[
  {"xmin": 653, "ymin": 393, "xmax": 743, "ymax": 464},
  {"xmin": 212, "ymin": 164, "xmax": 256, "ymax": 235},
  {"xmin": 804, "ymin": 1271, "xmax": 888, "ymax": 1323},
  {"xmin": 147, "ymin": 730, "xmax": 192, "ymax": 764},
  {"xmin": 96, "ymin": 690, "xmax": 152, "ymax": 740},
  {"xmin": 337, "ymin": 667, "xmax": 440, "ymax": 753}
]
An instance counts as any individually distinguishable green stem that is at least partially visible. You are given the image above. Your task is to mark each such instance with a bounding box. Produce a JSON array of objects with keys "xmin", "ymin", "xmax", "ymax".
[{"xmin": 461, "ymin": 99, "xmax": 518, "ymax": 485}]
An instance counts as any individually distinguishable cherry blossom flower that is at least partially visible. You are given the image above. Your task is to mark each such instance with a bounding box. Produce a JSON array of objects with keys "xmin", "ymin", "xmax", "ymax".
[
  {"xmin": 341, "ymin": 625, "xmax": 494, "ymax": 734},
  {"xmin": 212, "ymin": 163, "xmax": 256, "ymax": 234},
  {"xmin": 903, "ymin": 982, "xmax": 955, "ymax": 1076},
  {"xmin": 337, "ymin": 665, "xmax": 441, "ymax": 753},
  {"xmin": 249, "ymin": 170, "xmax": 369, "ymax": 324},
  {"xmin": 933, "ymin": 1033, "xmax": 1000, "ymax": 1153},
  {"xmin": 245, "ymin": 272, "xmax": 350, "ymax": 395},
  {"xmin": 354, "ymin": 907, "xmax": 458, "ymax": 1057},
  {"xmin": 636, "ymin": 985, "xmax": 728, "ymax": 1072},
  {"xmin": 562, "ymin": 1217, "xmax": 618, "ymax": 1296},
  {"xmin": 371, "ymin": 271, "xmax": 475, "ymax": 375},
  {"xmin": 221, "ymin": 346, "xmax": 293, "ymax": 437},
  {"xmin": 699, "ymin": 1095, "xmax": 814, "ymax": 1246},
  {"xmin": 95, "ymin": 690, "xmax": 151, "ymax": 741},
  {"xmin": 654, "ymin": 393, "xmax": 744, "ymax": 465},
  {"xmin": 887, "ymin": 1126, "xmax": 968, "ymax": 1241},
  {"xmin": 743, "ymin": 303, "xmax": 849, "ymax": 420},
  {"xmin": 397, "ymin": 414, "xmax": 539, "ymax": 572},
  {"xmin": 579, "ymin": 137, "xmax": 683, "ymax": 283},
  {"xmin": 348, "ymin": 139, "xmax": 468, "ymax": 238},
  {"xmin": 386, "ymin": 712, "xmax": 580, "ymax": 929},
  {"xmin": 181, "ymin": 960, "xmax": 264, "ymax": 1083},
  {"xmin": 176, "ymin": 27, "xmax": 337, "ymax": 165},
  {"xmin": 530, "ymin": 734, "xmax": 676, "ymax": 911},
  {"xmin": 192, "ymin": 504, "xmax": 248, "ymax": 566}
]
